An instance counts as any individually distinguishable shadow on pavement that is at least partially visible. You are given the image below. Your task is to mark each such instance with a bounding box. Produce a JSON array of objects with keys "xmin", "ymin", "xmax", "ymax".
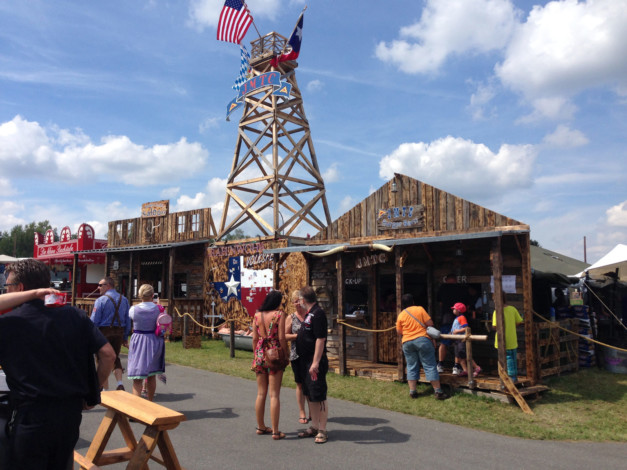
[
  {"xmin": 328, "ymin": 416, "xmax": 389, "ymax": 426},
  {"xmin": 327, "ymin": 426, "xmax": 411, "ymax": 444},
  {"xmin": 154, "ymin": 392, "xmax": 195, "ymax": 403},
  {"xmin": 180, "ymin": 407, "xmax": 238, "ymax": 421}
]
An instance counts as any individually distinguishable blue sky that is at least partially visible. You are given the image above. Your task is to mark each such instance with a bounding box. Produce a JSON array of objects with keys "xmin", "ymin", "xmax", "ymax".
[{"xmin": 1, "ymin": 0, "xmax": 626, "ymax": 265}]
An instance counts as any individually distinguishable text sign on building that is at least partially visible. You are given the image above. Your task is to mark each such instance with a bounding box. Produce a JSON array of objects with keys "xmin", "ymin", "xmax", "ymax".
[
  {"xmin": 377, "ymin": 205, "xmax": 425, "ymax": 230},
  {"xmin": 141, "ymin": 200, "xmax": 169, "ymax": 218}
]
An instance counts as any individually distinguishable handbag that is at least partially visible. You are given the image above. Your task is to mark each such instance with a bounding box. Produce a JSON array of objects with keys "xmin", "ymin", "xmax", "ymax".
[
  {"xmin": 403, "ymin": 309, "xmax": 441, "ymax": 339},
  {"xmin": 260, "ymin": 311, "xmax": 289, "ymax": 372}
]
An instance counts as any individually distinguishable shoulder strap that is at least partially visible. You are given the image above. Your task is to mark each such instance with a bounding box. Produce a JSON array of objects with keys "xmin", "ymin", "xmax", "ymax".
[
  {"xmin": 104, "ymin": 293, "xmax": 123, "ymax": 327},
  {"xmin": 403, "ymin": 308, "xmax": 427, "ymax": 329}
]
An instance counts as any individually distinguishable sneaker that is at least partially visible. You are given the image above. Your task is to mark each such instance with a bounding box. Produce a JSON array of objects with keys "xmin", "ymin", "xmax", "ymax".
[
  {"xmin": 116, "ymin": 384, "xmax": 125, "ymax": 391},
  {"xmin": 434, "ymin": 390, "xmax": 450, "ymax": 400},
  {"xmin": 459, "ymin": 370, "xmax": 468, "ymax": 377},
  {"xmin": 452, "ymin": 365, "xmax": 460, "ymax": 375},
  {"xmin": 436, "ymin": 362, "xmax": 444, "ymax": 373},
  {"xmin": 473, "ymin": 366, "xmax": 482, "ymax": 378},
  {"xmin": 409, "ymin": 390, "xmax": 419, "ymax": 399}
]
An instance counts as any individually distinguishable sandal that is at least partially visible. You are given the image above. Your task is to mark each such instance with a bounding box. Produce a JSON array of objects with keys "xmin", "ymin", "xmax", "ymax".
[
  {"xmin": 272, "ymin": 431, "xmax": 286, "ymax": 440},
  {"xmin": 298, "ymin": 416, "xmax": 309, "ymax": 424},
  {"xmin": 256, "ymin": 426, "xmax": 272, "ymax": 435},
  {"xmin": 314, "ymin": 430, "xmax": 328, "ymax": 444},
  {"xmin": 298, "ymin": 427, "xmax": 318, "ymax": 438}
]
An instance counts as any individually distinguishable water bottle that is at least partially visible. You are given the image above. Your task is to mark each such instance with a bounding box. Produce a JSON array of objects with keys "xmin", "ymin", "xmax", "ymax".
[{"xmin": 550, "ymin": 307, "xmax": 556, "ymax": 322}]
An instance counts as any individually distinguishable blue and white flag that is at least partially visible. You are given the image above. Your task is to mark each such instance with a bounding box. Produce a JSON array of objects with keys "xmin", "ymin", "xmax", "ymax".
[{"xmin": 232, "ymin": 45, "xmax": 251, "ymax": 91}]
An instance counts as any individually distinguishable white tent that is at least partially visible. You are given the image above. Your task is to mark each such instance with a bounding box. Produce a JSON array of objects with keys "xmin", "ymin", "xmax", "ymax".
[
  {"xmin": 577, "ymin": 244, "xmax": 627, "ymax": 281},
  {"xmin": 0, "ymin": 254, "xmax": 19, "ymax": 263}
]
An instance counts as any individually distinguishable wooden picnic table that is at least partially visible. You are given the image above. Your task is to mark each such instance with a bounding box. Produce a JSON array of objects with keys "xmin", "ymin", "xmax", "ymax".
[{"xmin": 75, "ymin": 390, "xmax": 186, "ymax": 470}]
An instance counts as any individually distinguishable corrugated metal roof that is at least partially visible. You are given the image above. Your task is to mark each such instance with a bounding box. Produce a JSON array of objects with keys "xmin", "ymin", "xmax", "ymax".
[{"xmin": 77, "ymin": 238, "xmax": 210, "ymax": 254}]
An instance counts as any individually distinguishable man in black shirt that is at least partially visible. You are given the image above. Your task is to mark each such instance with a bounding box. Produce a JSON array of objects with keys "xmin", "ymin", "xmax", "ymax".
[
  {"xmin": 295, "ymin": 286, "xmax": 329, "ymax": 444},
  {"xmin": 0, "ymin": 259, "xmax": 115, "ymax": 470}
]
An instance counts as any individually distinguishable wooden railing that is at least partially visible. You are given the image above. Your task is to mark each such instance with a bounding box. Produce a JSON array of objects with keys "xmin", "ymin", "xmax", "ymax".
[{"xmin": 75, "ymin": 297, "xmax": 206, "ymax": 339}]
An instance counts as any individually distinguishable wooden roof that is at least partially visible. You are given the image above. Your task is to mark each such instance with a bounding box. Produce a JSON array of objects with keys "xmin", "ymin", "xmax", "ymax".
[{"xmin": 312, "ymin": 173, "xmax": 527, "ymax": 243}]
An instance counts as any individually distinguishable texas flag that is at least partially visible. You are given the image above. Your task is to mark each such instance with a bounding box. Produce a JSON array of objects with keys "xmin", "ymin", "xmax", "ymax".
[
  {"xmin": 271, "ymin": 12, "xmax": 303, "ymax": 67},
  {"xmin": 214, "ymin": 256, "xmax": 274, "ymax": 316}
]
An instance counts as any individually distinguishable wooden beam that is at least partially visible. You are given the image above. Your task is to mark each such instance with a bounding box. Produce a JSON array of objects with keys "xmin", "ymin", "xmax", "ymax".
[
  {"xmin": 395, "ymin": 246, "xmax": 404, "ymax": 382},
  {"xmin": 498, "ymin": 363, "xmax": 534, "ymax": 414},
  {"xmin": 337, "ymin": 252, "xmax": 346, "ymax": 376},
  {"xmin": 491, "ymin": 237, "xmax": 507, "ymax": 386}
]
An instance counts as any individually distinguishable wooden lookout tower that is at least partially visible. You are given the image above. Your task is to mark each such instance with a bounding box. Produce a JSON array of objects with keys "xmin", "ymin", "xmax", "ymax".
[{"xmin": 218, "ymin": 32, "xmax": 332, "ymax": 240}]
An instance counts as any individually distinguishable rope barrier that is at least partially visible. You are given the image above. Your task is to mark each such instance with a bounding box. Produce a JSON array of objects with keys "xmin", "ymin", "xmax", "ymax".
[
  {"xmin": 532, "ymin": 310, "xmax": 627, "ymax": 353},
  {"xmin": 583, "ymin": 281, "xmax": 627, "ymax": 332},
  {"xmin": 173, "ymin": 307, "xmax": 249, "ymax": 331},
  {"xmin": 336, "ymin": 319, "xmax": 397, "ymax": 333}
]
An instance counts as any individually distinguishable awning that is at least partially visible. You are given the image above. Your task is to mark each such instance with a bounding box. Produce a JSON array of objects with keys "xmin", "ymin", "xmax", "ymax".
[
  {"xmin": 263, "ymin": 229, "xmax": 529, "ymax": 255},
  {"xmin": 78, "ymin": 238, "xmax": 210, "ymax": 254}
]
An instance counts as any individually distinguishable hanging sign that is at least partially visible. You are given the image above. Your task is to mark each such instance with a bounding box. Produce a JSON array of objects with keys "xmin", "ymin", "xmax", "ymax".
[
  {"xmin": 226, "ymin": 71, "xmax": 292, "ymax": 120},
  {"xmin": 141, "ymin": 200, "xmax": 169, "ymax": 218},
  {"xmin": 377, "ymin": 205, "xmax": 424, "ymax": 230}
]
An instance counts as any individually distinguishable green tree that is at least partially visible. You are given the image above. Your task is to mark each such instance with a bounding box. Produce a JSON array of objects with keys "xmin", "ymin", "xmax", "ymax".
[
  {"xmin": 530, "ymin": 239, "xmax": 541, "ymax": 247},
  {"xmin": 0, "ymin": 221, "xmax": 53, "ymax": 258},
  {"xmin": 222, "ymin": 228, "xmax": 250, "ymax": 241}
]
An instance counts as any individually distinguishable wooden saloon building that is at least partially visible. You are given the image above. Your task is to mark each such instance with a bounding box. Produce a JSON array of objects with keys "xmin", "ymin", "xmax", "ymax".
[{"xmin": 263, "ymin": 173, "xmax": 544, "ymax": 396}]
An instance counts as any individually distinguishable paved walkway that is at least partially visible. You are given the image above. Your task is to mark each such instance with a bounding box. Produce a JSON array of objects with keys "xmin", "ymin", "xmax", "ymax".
[{"xmin": 76, "ymin": 360, "xmax": 626, "ymax": 469}]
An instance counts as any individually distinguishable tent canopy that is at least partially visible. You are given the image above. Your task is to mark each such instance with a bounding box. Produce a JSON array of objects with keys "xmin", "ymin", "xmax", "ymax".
[
  {"xmin": 530, "ymin": 245, "xmax": 588, "ymax": 278},
  {"xmin": 577, "ymin": 244, "xmax": 627, "ymax": 281},
  {"xmin": 0, "ymin": 254, "xmax": 19, "ymax": 263}
]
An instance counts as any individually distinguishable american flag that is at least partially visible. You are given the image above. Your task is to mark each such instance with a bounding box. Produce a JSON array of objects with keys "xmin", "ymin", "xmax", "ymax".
[
  {"xmin": 217, "ymin": 0, "xmax": 253, "ymax": 45},
  {"xmin": 232, "ymin": 45, "xmax": 251, "ymax": 91}
]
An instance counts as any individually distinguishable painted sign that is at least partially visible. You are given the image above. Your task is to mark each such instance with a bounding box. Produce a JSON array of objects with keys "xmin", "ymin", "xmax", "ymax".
[
  {"xmin": 213, "ymin": 255, "xmax": 274, "ymax": 316},
  {"xmin": 226, "ymin": 71, "xmax": 292, "ymax": 120},
  {"xmin": 355, "ymin": 252, "xmax": 388, "ymax": 269},
  {"xmin": 141, "ymin": 200, "xmax": 169, "ymax": 218},
  {"xmin": 377, "ymin": 205, "xmax": 425, "ymax": 230},
  {"xmin": 207, "ymin": 242, "xmax": 266, "ymax": 258}
]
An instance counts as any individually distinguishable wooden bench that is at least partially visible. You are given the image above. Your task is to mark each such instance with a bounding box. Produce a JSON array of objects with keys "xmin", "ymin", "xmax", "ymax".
[{"xmin": 75, "ymin": 390, "xmax": 186, "ymax": 470}]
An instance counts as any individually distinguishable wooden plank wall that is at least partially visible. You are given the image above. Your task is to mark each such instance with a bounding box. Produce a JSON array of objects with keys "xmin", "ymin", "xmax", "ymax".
[
  {"xmin": 108, "ymin": 208, "xmax": 216, "ymax": 248},
  {"xmin": 312, "ymin": 174, "xmax": 524, "ymax": 243}
]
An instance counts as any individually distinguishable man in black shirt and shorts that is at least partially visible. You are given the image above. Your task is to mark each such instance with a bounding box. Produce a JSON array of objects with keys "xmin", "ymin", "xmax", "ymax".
[{"xmin": 295, "ymin": 286, "xmax": 329, "ymax": 444}]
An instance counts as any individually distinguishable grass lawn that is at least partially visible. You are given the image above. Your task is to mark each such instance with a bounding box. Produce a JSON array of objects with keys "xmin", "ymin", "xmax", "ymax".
[{"xmin": 159, "ymin": 338, "xmax": 627, "ymax": 442}]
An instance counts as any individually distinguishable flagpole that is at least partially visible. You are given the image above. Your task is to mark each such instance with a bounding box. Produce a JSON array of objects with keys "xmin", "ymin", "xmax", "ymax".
[
  {"xmin": 276, "ymin": 5, "xmax": 307, "ymax": 57},
  {"xmin": 244, "ymin": 2, "xmax": 263, "ymax": 41}
]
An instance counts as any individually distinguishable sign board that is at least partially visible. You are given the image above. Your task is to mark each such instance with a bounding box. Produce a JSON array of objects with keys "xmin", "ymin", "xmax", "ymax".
[
  {"xmin": 377, "ymin": 205, "xmax": 425, "ymax": 231},
  {"xmin": 141, "ymin": 200, "xmax": 169, "ymax": 218}
]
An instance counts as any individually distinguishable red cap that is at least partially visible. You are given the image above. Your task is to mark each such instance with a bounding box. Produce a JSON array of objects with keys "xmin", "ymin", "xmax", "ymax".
[{"xmin": 451, "ymin": 302, "xmax": 466, "ymax": 313}]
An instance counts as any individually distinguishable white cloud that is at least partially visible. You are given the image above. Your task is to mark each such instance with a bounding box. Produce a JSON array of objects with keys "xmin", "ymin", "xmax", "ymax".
[
  {"xmin": 468, "ymin": 79, "xmax": 498, "ymax": 120},
  {"xmin": 496, "ymin": 0, "xmax": 627, "ymax": 119},
  {"xmin": 323, "ymin": 162, "xmax": 340, "ymax": 183},
  {"xmin": 188, "ymin": 0, "xmax": 281, "ymax": 30},
  {"xmin": 161, "ymin": 187, "xmax": 181, "ymax": 199},
  {"xmin": 0, "ymin": 201, "xmax": 25, "ymax": 232},
  {"xmin": 375, "ymin": 0, "xmax": 519, "ymax": 74},
  {"xmin": 0, "ymin": 178, "xmax": 18, "ymax": 197},
  {"xmin": 542, "ymin": 125, "xmax": 589, "ymax": 148},
  {"xmin": 174, "ymin": 177, "xmax": 226, "ymax": 212},
  {"xmin": 606, "ymin": 201, "xmax": 627, "ymax": 227},
  {"xmin": 306, "ymin": 79, "xmax": 323, "ymax": 93},
  {"xmin": 379, "ymin": 136, "xmax": 537, "ymax": 201},
  {"xmin": 199, "ymin": 116, "xmax": 220, "ymax": 134},
  {"xmin": 338, "ymin": 195, "xmax": 355, "ymax": 216},
  {"xmin": 0, "ymin": 116, "xmax": 209, "ymax": 186}
]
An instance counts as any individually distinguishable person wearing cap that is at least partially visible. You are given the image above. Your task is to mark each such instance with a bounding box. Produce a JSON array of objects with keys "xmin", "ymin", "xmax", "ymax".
[
  {"xmin": 450, "ymin": 302, "xmax": 481, "ymax": 377},
  {"xmin": 435, "ymin": 274, "xmax": 470, "ymax": 373}
]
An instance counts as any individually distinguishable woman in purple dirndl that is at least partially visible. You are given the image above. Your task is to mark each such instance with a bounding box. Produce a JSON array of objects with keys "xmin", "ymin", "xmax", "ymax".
[{"xmin": 127, "ymin": 284, "xmax": 165, "ymax": 401}]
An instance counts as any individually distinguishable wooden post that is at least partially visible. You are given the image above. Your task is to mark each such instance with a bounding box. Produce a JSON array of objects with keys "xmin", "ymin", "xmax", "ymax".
[
  {"xmin": 127, "ymin": 252, "xmax": 133, "ymax": 301},
  {"xmin": 337, "ymin": 252, "xmax": 346, "ymax": 376},
  {"xmin": 465, "ymin": 329, "xmax": 476, "ymax": 388},
  {"xmin": 229, "ymin": 320, "xmax": 235, "ymax": 358},
  {"xmin": 183, "ymin": 314, "xmax": 189, "ymax": 350},
  {"xmin": 370, "ymin": 263, "xmax": 378, "ymax": 363},
  {"xmin": 168, "ymin": 248, "xmax": 175, "ymax": 323},
  {"xmin": 395, "ymin": 246, "xmax": 404, "ymax": 382},
  {"xmin": 518, "ymin": 234, "xmax": 538, "ymax": 385},
  {"xmin": 71, "ymin": 253, "xmax": 78, "ymax": 306},
  {"xmin": 491, "ymin": 237, "xmax": 507, "ymax": 388}
]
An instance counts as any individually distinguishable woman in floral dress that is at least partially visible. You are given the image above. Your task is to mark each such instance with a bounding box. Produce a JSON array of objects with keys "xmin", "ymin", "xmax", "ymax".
[{"xmin": 251, "ymin": 290, "xmax": 288, "ymax": 440}]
